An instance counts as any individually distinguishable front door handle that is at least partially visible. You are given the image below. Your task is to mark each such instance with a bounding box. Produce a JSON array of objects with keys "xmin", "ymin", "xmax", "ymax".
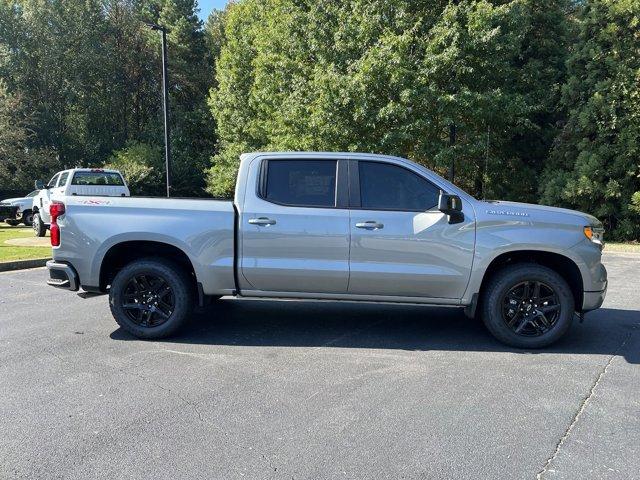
[
  {"xmin": 248, "ymin": 217, "xmax": 276, "ymax": 226},
  {"xmin": 355, "ymin": 221, "xmax": 384, "ymax": 230}
]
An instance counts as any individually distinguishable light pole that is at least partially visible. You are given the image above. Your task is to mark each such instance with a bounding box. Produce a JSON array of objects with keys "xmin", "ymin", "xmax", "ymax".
[
  {"xmin": 449, "ymin": 123, "xmax": 456, "ymax": 183},
  {"xmin": 144, "ymin": 21, "xmax": 171, "ymax": 198}
]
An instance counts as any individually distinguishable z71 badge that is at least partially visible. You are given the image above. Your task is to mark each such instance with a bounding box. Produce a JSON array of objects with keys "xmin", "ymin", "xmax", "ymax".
[{"xmin": 80, "ymin": 199, "xmax": 112, "ymax": 206}]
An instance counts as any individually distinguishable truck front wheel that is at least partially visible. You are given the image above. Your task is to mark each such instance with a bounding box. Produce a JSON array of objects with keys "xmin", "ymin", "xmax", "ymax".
[
  {"xmin": 480, "ymin": 263, "xmax": 574, "ymax": 348},
  {"xmin": 22, "ymin": 210, "xmax": 34, "ymax": 226},
  {"xmin": 32, "ymin": 212, "xmax": 46, "ymax": 237},
  {"xmin": 109, "ymin": 258, "xmax": 194, "ymax": 339}
]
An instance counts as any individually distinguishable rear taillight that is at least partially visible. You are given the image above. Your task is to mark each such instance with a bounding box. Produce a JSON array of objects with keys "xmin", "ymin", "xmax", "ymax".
[{"xmin": 49, "ymin": 201, "xmax": 65, "ymax": 247}]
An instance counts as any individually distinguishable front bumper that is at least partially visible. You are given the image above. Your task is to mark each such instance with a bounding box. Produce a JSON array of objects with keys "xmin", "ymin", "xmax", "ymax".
[
  {"xmin": 0, "ymin": 204, "xmax": 18, "ymax": 221},
  {"xmin": 583, "ymin": 285, "xmax": 607, "ymax": 311},
  {"xmin": 581, "ymin": 261, "xmax": 607, "ymax": 311},
  {"xmin": 46, "ymin": 260, "xmax": 79, "ymax": 291}
]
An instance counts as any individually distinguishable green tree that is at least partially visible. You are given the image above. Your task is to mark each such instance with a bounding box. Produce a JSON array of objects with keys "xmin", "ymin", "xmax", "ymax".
[
  {"xmin": 0, "ymin": 80, "xmax": 57, "ymax": 192},
  {"xmin": 206, "ymin": 0, "xmax": 573, "ymax": 200},
  {"xmin": 541, "ymin": 0, "xmax": 640, "ymax": 239},
  {"xmin": 106, "ymin": 141, "xmax": 165, "ymax": 196}
]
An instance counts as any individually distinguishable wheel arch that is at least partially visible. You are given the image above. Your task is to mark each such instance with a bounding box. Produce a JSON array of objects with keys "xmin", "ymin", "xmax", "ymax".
[
  {"xmin": 99, "ymin": 240, "xmax": 197, "ymax": 292},
  {"xmin": 476, "ymin": 250, "xmax": 583, "ymax": 313}
]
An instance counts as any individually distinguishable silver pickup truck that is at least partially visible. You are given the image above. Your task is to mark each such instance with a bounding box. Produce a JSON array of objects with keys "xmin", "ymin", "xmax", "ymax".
[{"xmin": 45, "ymin": 152, "xmax": 607, "ymax": 348}]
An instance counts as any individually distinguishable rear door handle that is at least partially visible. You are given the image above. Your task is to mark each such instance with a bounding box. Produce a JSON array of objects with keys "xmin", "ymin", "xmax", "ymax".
[
  {"xmin": 355, "ymin": 221, "xmax": 384, "ymax": 230},
  {"xmin": 248, "ymin": 217, "xmax": 276, "ymax": 226}
]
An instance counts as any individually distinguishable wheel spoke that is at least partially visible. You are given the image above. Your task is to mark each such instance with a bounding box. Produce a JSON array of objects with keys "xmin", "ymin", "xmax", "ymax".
[
  {"xmin": 155, "ymin": 285, "xmax": 171, "ymax": 298},
  {"xmin": 157, "ymin": 299, "xmax": 173, "ymax": 314},
  {"xmin": 132, "ymin": 277, "xmax": 144, "ymax": 293},
  {"xmin": 513, "ymin": 315, "xmax": 531, "ymax": 334},
  {"xmin": 538, "ymin": 295, "xmax": 556, "ymax": 304},
  {"xmin": 529, "ymin": 319, "xmax": 545, "ymax": 334},
  {"xmin": 153, "ymin": 307, "xmax": 170, "ymax": 320},
  {"xmin": 532, "ymin": 282, "xmax": 541, "ymax": 301},
  {"xmin": 140, "ymin": 308, "xmax": 152, "ymax": 326},
  {"xmin": 540, "ymin": 304, "xmax": 560, "ymax": 314},
  {"xmin": 138, "ymin": 275, "xmax": 151, "ymax": 291},
  {"xmin": 522, "ymin": 282, "xmax": 531, "ymax": 299},
  {"xmin": 123, "ymin": 303, "xmax": 144, "ymax": 310}
]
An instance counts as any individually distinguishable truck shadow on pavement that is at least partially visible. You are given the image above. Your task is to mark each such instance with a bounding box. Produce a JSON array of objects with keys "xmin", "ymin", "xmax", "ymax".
[{"xmin": 110, "ymin": 299, "xmax": 640, "ymax": 363}]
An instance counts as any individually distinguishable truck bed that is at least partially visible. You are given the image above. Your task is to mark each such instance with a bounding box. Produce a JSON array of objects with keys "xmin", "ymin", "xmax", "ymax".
[{"xmin": 55, "ymin": 196, "xmax": 236, "ymax": 295}]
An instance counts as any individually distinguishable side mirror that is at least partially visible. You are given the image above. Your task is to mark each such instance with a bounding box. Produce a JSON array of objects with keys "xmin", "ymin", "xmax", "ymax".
[
  {"xmin": 35, "ymin": 180, "xmax": 45, "ymax": 190},
  {"xmin": 438, "ymin": 191, "xmax": 464, "ymax": 224}
]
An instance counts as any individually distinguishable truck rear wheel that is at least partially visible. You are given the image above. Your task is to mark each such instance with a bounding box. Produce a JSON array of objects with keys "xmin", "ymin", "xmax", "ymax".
[
  {"xmin": 109, "ymin": 258, "xmax": 194, "ymax": 339},
  {"xmin": 33, "ymin": 212, "xmax": 46, "ymax": 237},
  {"xmin": 480, "ymin": 263, "xmax": 574, "ymax": 348}
]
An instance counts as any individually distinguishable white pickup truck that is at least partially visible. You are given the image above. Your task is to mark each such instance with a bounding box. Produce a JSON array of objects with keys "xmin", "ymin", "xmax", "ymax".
[
  {"xmin": 32, "ymin": 168, "xmax": 129, "ymax": 236},
  {"xmin": 44, "ymin": 152, "xmax": 607, "ymax": 348}
]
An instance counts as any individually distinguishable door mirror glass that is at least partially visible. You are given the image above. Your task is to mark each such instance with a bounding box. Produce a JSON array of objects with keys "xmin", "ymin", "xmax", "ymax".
[
  {"xmin": 35, "ymin": 180, "xmax": 44, "ymax": 190},
  {"xmin": 438, "ymin": 192, "xmax": 464, "ymax": 223}
]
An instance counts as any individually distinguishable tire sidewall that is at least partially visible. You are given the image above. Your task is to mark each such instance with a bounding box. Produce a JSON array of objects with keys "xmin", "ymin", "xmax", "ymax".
[
  {"xmin": 109, "ymin": 259, "xmax": 193, "ymax": 339},
  {"xmin": 481, "ymin": 264, "xmax": 575, "ymax": 349},
  {"xmin": 33, "ymin": 213, "xmax": 45, "ymax": 237}
]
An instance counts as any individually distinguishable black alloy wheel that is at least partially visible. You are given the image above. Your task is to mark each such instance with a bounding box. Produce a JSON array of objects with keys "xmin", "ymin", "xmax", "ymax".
[
  {"xmin": 122, "ymin": 273, "xmax": 175, "ymax": 327},
  {"xmin": 501, "ymin": 280, "xmax": 561, "ymax": 337},
  {"xmin": 109, "ymin": 258, "xmax": 194, "ymax": 339},
  {"xmin": 480, "ymin": 263, "xmax": 574, "ymax": 348}
]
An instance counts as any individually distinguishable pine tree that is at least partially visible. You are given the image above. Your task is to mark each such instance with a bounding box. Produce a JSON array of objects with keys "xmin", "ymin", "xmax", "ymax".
[{"xmin": 541, "ymin": 0, "xmax": 640, "ymax": 239}]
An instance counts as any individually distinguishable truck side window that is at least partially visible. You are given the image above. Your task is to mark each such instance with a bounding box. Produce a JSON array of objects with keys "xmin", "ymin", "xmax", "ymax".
[
  {"xmin": 264, "ymin": 160, "xmax": 337, "ymax": 207},
  {"xmin": 359, "ymin": 161, "xmax": 440, "ymax": 211},
  {"xmin": 58, "ymin": 172, "xmax": 69, "ymax": 187}
]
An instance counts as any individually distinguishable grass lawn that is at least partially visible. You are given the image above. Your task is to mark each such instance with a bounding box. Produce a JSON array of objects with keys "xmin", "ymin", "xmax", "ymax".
[{"xmin": 0, "ymin": 224, "xmax": 51, "ymax": 262}]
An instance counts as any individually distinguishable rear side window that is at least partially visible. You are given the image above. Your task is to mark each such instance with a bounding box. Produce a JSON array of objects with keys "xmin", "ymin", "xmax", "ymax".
[
  {"xmin": 263, "ymin": 160, "xmax": 337, "ymax": 207},
  {"xmin": 71, "ymin": 171, "xmax": 125, "ymax": 186},
  {"xmin": 57, "ymin": 172, "xmax": 69, "ymax": 187},
  {"xmin": 359, "ymin": 161, "xmax": 440, "ymax": 211}
]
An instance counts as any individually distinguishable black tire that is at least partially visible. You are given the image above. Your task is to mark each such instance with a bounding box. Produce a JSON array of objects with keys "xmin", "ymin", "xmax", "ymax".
[
  {"xmin": 5, "ymin": 219, "xmax": 19, "ymax": 226},
  {"xmin": 22, "ymin": 210, "xmax": 33, "ymax": 226},
  {"xmin": 32, "ymin": 212, "xmax": 46, "ymax": 237},
  {"xmin": 109, "ymin": 258, "xmax": 194, "ymax": 339},
  {"xmin": 480, "ymin": 263, "xmax": 574, "ymax": 348}
]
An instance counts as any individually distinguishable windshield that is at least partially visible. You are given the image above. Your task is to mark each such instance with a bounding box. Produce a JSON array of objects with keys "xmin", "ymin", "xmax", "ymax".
[{"xmin": 27, "ymin": 190, "xmax": 38, "ymax": 197}]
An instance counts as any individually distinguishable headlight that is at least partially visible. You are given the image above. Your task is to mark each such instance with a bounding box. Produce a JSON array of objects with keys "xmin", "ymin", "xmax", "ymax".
[{"xmin": 584, "ymin": 226, "xmax": 604, "ymax": 248}]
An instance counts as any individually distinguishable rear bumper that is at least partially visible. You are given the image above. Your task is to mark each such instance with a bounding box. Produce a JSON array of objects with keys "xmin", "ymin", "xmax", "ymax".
[{"xmin": 46, "ymin": 260, "xmax": 79, "ymax": 291}]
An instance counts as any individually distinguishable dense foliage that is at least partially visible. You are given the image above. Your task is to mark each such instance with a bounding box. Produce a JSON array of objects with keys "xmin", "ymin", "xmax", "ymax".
[
  {"xmin": 540, "ymin": 0, "xmax": 640, "ymax": 239},
  {"xmin": 0, "ymin": 0, "xmax": 638, "ymax": 238},
  {"xmin": 0, "ymin": 0, "xmax": 217, "ymax": 196}
]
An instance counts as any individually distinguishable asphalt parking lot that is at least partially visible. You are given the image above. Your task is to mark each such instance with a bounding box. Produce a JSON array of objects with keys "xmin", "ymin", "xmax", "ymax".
[{"xmin": 1, "ymin": 253, "xmax": 639, "ymax": 480}]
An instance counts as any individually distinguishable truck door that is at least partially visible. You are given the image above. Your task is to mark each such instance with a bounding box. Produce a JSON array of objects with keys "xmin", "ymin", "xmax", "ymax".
[
  {"xmin": 348, "ymin": 160, "xmax": 475, "ymax": 299},
  {"xmin": 39, "ymin": 173, "xmax": 61, "ymax": 224},
  {"xmin": 239, "ymin": 158, "xmax": 350, "ymax": 294}
]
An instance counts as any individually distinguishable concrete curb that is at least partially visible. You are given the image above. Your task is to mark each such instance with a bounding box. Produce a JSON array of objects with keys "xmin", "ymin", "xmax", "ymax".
[{"xmin": 0, "ymin": 258, "xmax": 50, "ymax": 272}]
